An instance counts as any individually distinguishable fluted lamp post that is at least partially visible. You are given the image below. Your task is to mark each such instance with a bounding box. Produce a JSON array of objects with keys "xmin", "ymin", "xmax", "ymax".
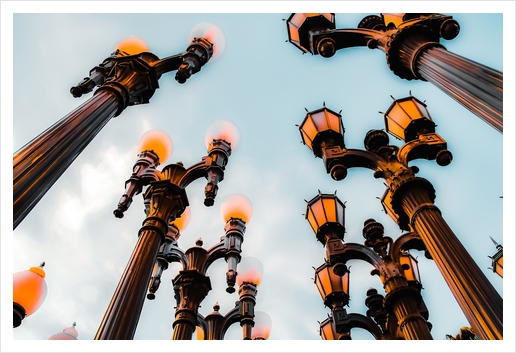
[
  {"xmin": 286, "ymin": 13, "xmax": 502, "ymax": 133},
  {"xmin": 13, "ymin": 262, "xmax": 48, "ymax": 328},
  {"xmin": 95, "ymin": 122, "xmax": 237, "ymax": 340},
  {"xmin": 169, "ymin": 194, "xmax": 254, "ymax": 340},
  {"xmin": 298, "ymin": 97, "xmax": 503, "ymax": 339},
  {"xmin": 195, "ymin": 257, "xmax": 270, "ymax": 340},
  {"xmin": 48, "ymin": 322, "xmax": 79, "ymax": 340},
  {"xmin": 306, "ymin": 193, "xmax": 432, "ymax": 339},
  {"xmin": 13, "ymin": 23, "xmax": 225, "ymax": 229},
  {"xmin": 488, "ymin": 237, "xmax": 503, "ymax": 278}
]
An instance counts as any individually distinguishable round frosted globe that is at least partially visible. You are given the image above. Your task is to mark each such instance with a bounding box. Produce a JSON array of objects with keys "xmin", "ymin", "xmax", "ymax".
[
  {"xmin": 251, "ymin": 311, "xmax": 272, "ymax": 340},
  {"xmin": 204, "ymin": 120, "xmax": 240, "ymax": 151},
  {"xmin": 220, "ymin": 193, "xmax": 252, "ymax": 223},
  {"xmin": 236, "ymin": 257, "xmax": 263, "ymax": 286},
  {"xmin": 115, "ymin": 36, "xmax": 149, "ymax": 55},
  {"xmin": 189, "ymin": 22, "xmax": 226, "ymax": 62},
  {"xmin": 13, "ymin": 264, "xmax": 48, "ymax": 317},
  {"xmin": 137, "ymin": 130, "xmax": 173, "ymax": 164},
  {"xmin": 48, "ymin": 322, "xmax": 78, "ymax": 340},
  {"xmin": 171, "ymin": 206, "xmax": 191, "ymax": 232}
]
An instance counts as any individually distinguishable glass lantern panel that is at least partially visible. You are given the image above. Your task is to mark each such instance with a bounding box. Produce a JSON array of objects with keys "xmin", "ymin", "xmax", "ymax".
[
  {"xmin": 382, "ymin": 13, "xmax": 405, "ymax": 28},
  {"xmin": 306, "ymin": 207, "xmax": 319, "ymax": 234},
  {"xmin": 326, "ymin": 110, "xmax": 342, "ymax": 134},
  {"xmin": 399, "ymin": 99, "xmax": 428, "ymax": 121},
  {"xmin": 322, "ymin": 197, "xmax": 336, "ymax": 223},
  {"xmin": 495, "ymin": 257, "xmax": 503, "ymax": 277},
  {"xmin": 385, "ymin": 105, "xmax": 407, "ymax": 139},
  {"xmin": 315, "ymin": 265, "xmax": 331, "ymax": 299},
  {"xmin": 288, "ymin": 24, "xmax": 300, "ymax": 43},
  {"xmin": 320, "ymin": 318, "xmax": 335, "ymax": 340},
  {"xmin": 336, "ymin": 201, "xmax": 345, "ymax": 226},
  {"xmin": 310, "ymin": 199, "xmax": 327, "ymax": 229},
  {"xmin": 300, "ymin": 116, "xmax": 318, "ymax": 147},
  {"xmin": 311, "ymin": 111, "xmax": 331, "ymax": 131}
]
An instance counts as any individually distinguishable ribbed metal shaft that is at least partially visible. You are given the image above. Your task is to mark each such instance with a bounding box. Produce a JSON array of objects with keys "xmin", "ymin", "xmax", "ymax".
[
  {"xmin": 13, "ymin": 90, "xmax": 120, "ymax": 229},
  {"xmin": 95, "ymin": 228, "xmax": 162, "ymax": 340},
  {"xmin": 401, "ymin": 186, "xmax": 503, "ymax": 340},
  {"xmin": 416, "ymin": 47, "xmax": 502, "ymax": 132}
]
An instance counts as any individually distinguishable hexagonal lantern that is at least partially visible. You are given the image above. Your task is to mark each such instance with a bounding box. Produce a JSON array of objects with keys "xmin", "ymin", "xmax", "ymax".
[
  {"xmin": 381, "ymin": 13, "xmax": 406, "ymax": 29},
  {"xmin": 305, "ymin": 192, "xmax": 345, "ymax": 245},
  {"xmin": 286, "ymin": 13, "xmax": 335, "ymax": 54},
  {"xmin": 383, "ymin": 96, "xmax": 436, "ymax": 142},
  {"xmin": 299, "ymin": 106, "xmax": 345, "ymax": 158},
  {"xmin": 314, "ymin": 260, "xmax": 350, "ymax": 309}
]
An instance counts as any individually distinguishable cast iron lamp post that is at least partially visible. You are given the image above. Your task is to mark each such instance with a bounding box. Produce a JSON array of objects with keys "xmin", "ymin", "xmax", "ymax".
[
  {"xmin": 286, "ymin": 13, "xmax": 503, "ymax": 133},
  {"xmin": 298, "ymin": 96, "xmax": 503, "ymax": 339},
  {"xmin": 13, "ymin": 24, "xmax": 224, "ymax": 229},
  {"xmin": 13, "ymin": 262, "xmax": 48, "ymax": 328},
  {"xmin": 168, "ymin": 195, "xmax": 254, "ymax": 340},
  {"xmin": 94, "ymin": 123, "xmax": 236, "ymax": 340},
  {"xmin": 488, "ymin": 237, "xmax": 503, "ymax": 278},
  {"xmin": 306, "ymin": 192, "xmax": 432, "ymax": 339},
  {"xmin": 195, "ymin": 258, "xmax": 271, "ymax": 340}
]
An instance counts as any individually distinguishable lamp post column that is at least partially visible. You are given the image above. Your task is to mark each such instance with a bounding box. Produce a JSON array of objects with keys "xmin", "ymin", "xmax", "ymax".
[
  {"xmin": 13, "ymin": 90, "xmax": 119, "ymax": 229},
  {"xmin": 95, "ymin": 181, "xmax": 187, "ymax": 340},
  {"xmin": 387, "ymin": 181, "xmax": 503, "ymax": 340}
]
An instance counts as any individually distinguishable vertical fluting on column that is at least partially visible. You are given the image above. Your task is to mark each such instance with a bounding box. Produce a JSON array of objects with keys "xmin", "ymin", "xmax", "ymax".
[
  {"xmin": 95, "ymin": 229, "xmax": 163, "ymax": 340},
  {"xmin": 384, "ymin": 277, "xmax": 433, "ymax": 340},
  {"xmin": 416, "ymin": 47, "xmax": 503, "ymax": 132},
  {"xmin": 400, "ymin": 186, "xmax": 503, "ymax": 340},
  {"xmin": 13, "ymin": 90, "xmax": 120, "ymax": 229}
]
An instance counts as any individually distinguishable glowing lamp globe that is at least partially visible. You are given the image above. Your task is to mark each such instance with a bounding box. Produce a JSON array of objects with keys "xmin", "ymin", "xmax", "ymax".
[
  {"xmin": 252, "ymin": 311, "xmax": 272, "ymax": 340},
  {"xmin": 171, "ymin": 206, "xmax": 191, "ymax": 232},
  {"xmin": 220, "ymin": 194, "xmax": 253, "ymax": 224},
  {"xmin": 48, "ymin": 322, "xmax": 78, "ymax": 340},
  {"xmin": 137, "ymin": 130, "xmax": 173, "ymax": 164},
  {"xmin": 237, "ymin": 257, "xmax": 263, "ymax": 286},
  {"xmin": 114, "ymin": 36, "xmax": 149, "ymax": 55},
  {"xmin": 13, "ymin": 263, "xmax": 48, "ymax": 327},
  {"xmin": 189, "ymin": 22, "xmax": 226, "ymax": 62},
  {"xmin": 204, "ymin": 120, "xmax": 240, "ymax": 151}
]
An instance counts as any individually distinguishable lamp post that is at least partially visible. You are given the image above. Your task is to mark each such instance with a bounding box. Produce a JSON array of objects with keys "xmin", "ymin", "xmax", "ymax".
[
  {"xmin": 298, "ymin": 96, "xmax": 503, "ymax": 339},
  {"xmin": 286, "ymin": 13, "xmax": 503, "ymax": 133},
  {"xmin": 13, "ymin": 24, "xmax": 224, "ymax": 229},
  {"xmin": 488, "ymin": 237, "xmax": 503, "ymax": 278},
  {"xmin": 169, "ymin": 196, "xmax": 254, "ymax": 340},
  {"xmin": 305, "ymin": 192, "xmax": 432, "ymax": 339},
  {"xmin": 13, "ymin": 262, "xmax": 48, "ymax": 328},
  {"xmin": 94, "ymin": 123, "xmax": 236, "ymax": 340},
  {"xmin": 195, "ymin": 258, "xmax": 270, "ymax": 340}
]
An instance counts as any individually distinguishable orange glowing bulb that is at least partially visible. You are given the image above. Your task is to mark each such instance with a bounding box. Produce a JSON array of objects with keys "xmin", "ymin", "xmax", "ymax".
[
  {"xmin": 205, "ymin": 120, "xmax": 240, "ymax": 151},
  {"xmin": 237, "ymin": 257, "xmax": 263, "ymax": 286},
  {"xmin": 137, "ymin": 130, "xmax": 173, "ymax": 164},
  {"xmin": 251, "ymin": 311, "xmax": 272, "ymax": 340},
  {"xmin": 189, "ymin": 22, "xmax": 226, "ymax": 62},
  {"xmin": 13, "ymin": 263, "xmax": 48, "ymax": 317},
  {"xmin": 114, "ymin": 36, "xmax": 149, "ymax": 55},
  {"xmin": 171, "ymin": 206, "xmax": 191, "ymax": 232},
  {"xmin": 220, "ymin": 193, "xmax": 252, "ymax": 224}
]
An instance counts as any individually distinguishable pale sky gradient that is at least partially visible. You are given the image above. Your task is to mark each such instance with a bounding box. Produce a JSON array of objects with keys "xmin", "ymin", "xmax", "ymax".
[{"xmin": 2, "ymin": 1, "xmax": 515, "ymax": 352}]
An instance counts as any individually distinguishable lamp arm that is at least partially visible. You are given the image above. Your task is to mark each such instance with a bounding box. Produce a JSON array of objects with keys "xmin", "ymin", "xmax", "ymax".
[
  {"xmin": 196, "ymin": 313, "xmax": 208, "ymax": 337},
  {"xmin": 397, "ymin": 132, "xmax": 452, "ymax": 167},
  {"xmin": 332, "ymin": 308, "xmax": 384, "ymax": 340},
  {"xmin": 151, "ymin": 53, "xmax": 186, "ymax": 78},
  {"xmin": 322, "ymin": 146, "xmax": 390, "ymax": 181},
  {"xmin": 327, "ymin": 239, "xmax": 384, "ymax": 268},
  {"xmin": 389, "ymin": 232, "xmax": 427, "ymax": 264},
  {"xmin": 311, "ymin": 27, "xmax": 386, "ymax": 52}
]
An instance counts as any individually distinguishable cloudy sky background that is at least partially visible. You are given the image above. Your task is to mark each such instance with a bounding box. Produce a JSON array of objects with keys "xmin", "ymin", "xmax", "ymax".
[{"xmin": 2, "ymin": 1, "xmax": 515, "ymax": 352}]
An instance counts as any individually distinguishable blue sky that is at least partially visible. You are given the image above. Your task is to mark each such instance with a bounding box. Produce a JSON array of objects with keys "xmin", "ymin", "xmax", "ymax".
[{"xmin": 2, "ymin": 1, "xmax": 515, "ymax": 352}]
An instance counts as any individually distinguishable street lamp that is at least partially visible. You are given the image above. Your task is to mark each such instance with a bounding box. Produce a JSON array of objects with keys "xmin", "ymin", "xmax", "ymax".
[
  {"xmin": 298, "ymin": 97, "xmax": 503, "ymax": 339},
  {"xmin": 94, "ymin": 123, "xmax": 237, "ymax": 340},
  {"xmin": 286, "ymin": 13, "xmax": 503, "ymax": 133},
  {"xmin": 488, "ymin": 237, "xmax": 503, "ymax": 278},
  {"xmin": 195, "ymin": 258, "xmax": 270, "ymax": 340},
  {"xmin": 13, "ymin": 262, "xmax": 48, "ymax": 328},
  {"xmin": 48, "ymin": 322, "xmax": 79, "ymax": 340},
  {"xmin": 306, "ymin": 192, "xmax": 432, "ymax": 339},
  {"xmin": 13, "ymin": 23, "xmax": 225, "ymax": 229}
]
